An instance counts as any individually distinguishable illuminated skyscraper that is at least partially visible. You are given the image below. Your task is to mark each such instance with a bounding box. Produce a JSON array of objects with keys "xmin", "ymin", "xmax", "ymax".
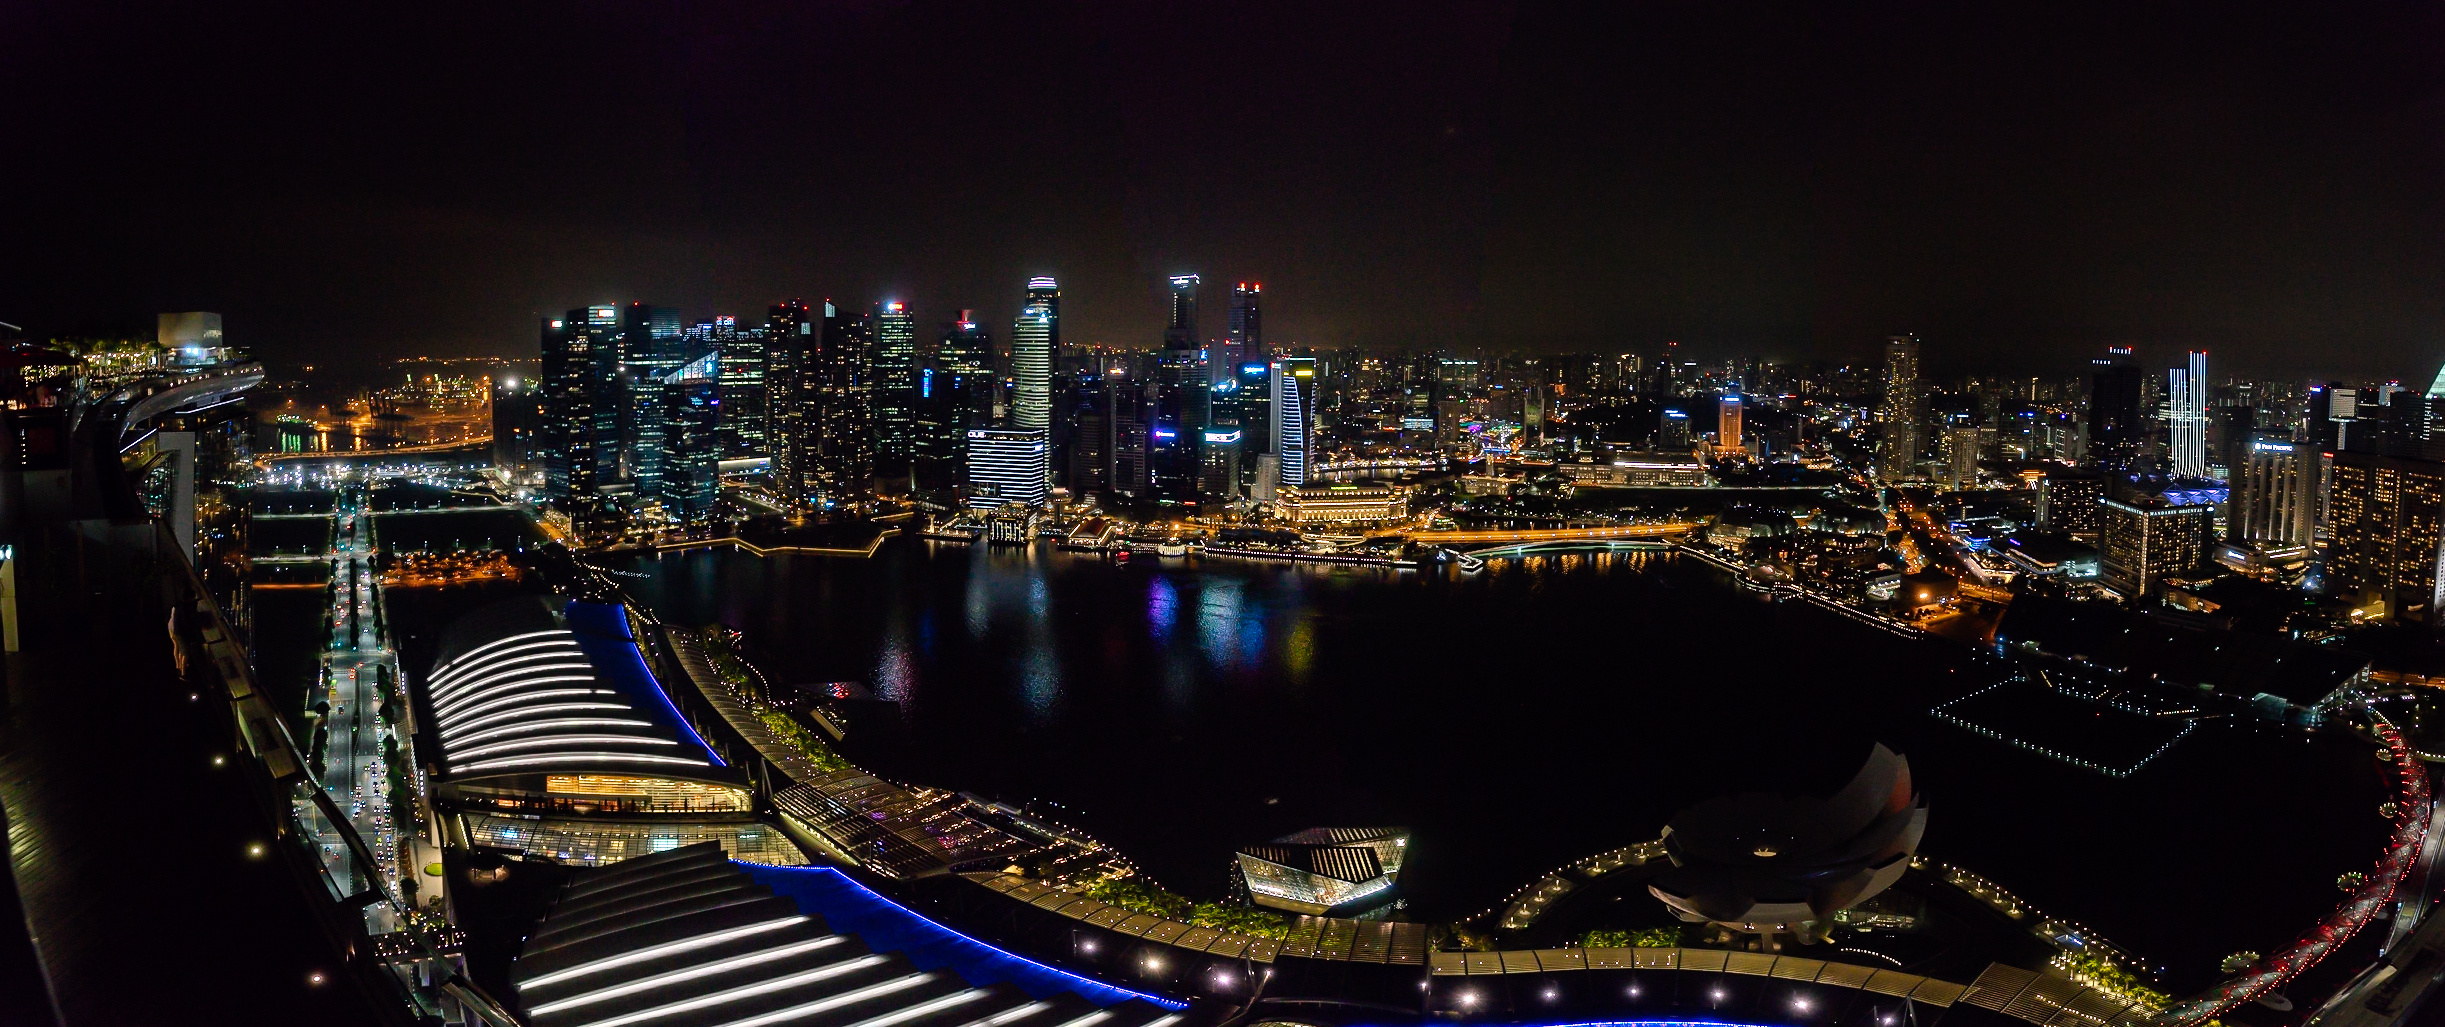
[
  {"xmin": 541, "ymin": 305, "xmax": 622, "ymax": 506},
  {"xmin": 915, "ymin": 314, "xmax": 992, "ymax": 494},
  {"xmin": 2328, "ymin": 450, "xmax": 2445, "ymax": 622},
  {"xmin": 2098, "ymin": 490, "xmax": 2216, "ymax": 598},
  {"xmin": 1717, "ymin": 393, "xmax": 1745, "ymax": 457},
  {"xmin": 871, "ymin": 300, "xmax": 918, "ymax": 470},
  {"xmin": 658, "ymin": 350, "xmax": 722, "ymax": 524},
  {"xmin": 815, "ymin": 301, "xmax": 875, "ymax": 502},
  {"xmin": 617, "ymin": 302, "xmax": 686, "ymax": 495},
  {"xmin": 765, "ymin": 300, "xmax": 818, "ymax": 507},
  {"xmin": 2231, "ymin": 436, "xmax": 2318, "ymax": 549},
  {"xmin": 696, "ymin": 315, "xmax": 766, "ymax": 460},
  {"xmin": 1165, "ymin": 274, "xmax": 1200, "ymax": 349},
  {"xmin": 1945, "ymin": 424, "xmax": 1980, "ymax": 489},
  {"xmin": 1877, "ymin": 334, "xmax": 1921, "ymax": 479},
  {"xmin": 1011, "ymin": 278, "xmax": 1058, "ymax": 431},
  {"xmin": 2087, "ymin": 346, "xmax": 2145, "ymax": 474},
  {"xmin": 966, "ymin": 429, "xmax": 1049, "ymax": 509},
  {"xmin": 1229, "ymin": 282, "xmax": 1262, "ymax": 357},
  {"xmin": 1272, "ymin": 356, "xmax": 1317, "ymax": 491},
  {"xmin": 1151, "ymin": 275, "xmax": 1207, "ymax": 505},
  {"xmin": 1011, "ymin": 278, "xmax": 1058, "ymax": 496},
  {"xmin": 2167, "ymin": 350, "xmax": 2209, "ymax": 478}
]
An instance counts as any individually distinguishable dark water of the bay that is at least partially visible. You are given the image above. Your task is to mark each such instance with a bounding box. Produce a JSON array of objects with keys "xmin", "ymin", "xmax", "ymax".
[{"xmin": 610, "ymin": 540, "xmax": 2388, "ymax": 988}]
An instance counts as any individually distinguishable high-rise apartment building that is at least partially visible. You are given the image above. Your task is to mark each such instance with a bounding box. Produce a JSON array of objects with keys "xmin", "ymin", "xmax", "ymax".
[
  {"xmin": 2328, "ymin": 450, "xmax": 2445, "ymax": 623},
  {"xmin": 2087, "ymin": 347, "xmax": 2146, "ymax": 474},
  {"xmin": 2167, "ymin": 350, "xmax": 2209, "ymax": 478},
  {"xmin": 1876, "ymin": 334, "xmax": 1922, "ymax": 479},
  {"xmin": 2230, "ymin": 436, "xmax": 2318, "ymax": 550},
  {"xmin": 2098, "ymin": 491, "xmax": 2216, "ymax": 598},
  {"xmin": 871, "ymin": 300, "xmax": 919, "ymax": 471},
  {"xmin": 1946, "ymin": 424, "xmax": 1981, "ymax": 489}
]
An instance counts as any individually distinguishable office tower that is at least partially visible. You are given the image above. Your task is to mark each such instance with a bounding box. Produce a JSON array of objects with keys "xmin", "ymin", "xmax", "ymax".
[
  {"xmin": 2098, "ymin": 490, "xmax": 2216, "ymax": 598},
  {"xmin": 1235, "ymin": 359, "xmax": 1272, "ymax": 486},
  {"xmin": 1109, "ymin": 365, "xmax": 1151, "ymax": 499},
  {"xmin": 965, "ymin": 429, "xmax": 1050, "ymax": 509},
  {"xmin": 2086, "ymin": 347, "xmax": 2145, "ymax": 474},
  {"xmin": 1437, "ymin": 357, "xmax": 1483, "ymax": 396},
  {"xmin": 815, "ymin": 302, "xmax": 876, "ymax": 501},
  {"xmin": 541, "ymin": 305, "xmax": 622, "ymax": 506},
  {"xmin": 1012, "ymin": 278, "xmax": 1059, "ymax": 431},
  {"xmin": 1660, "ymin": 408, "xmax": 1692, "ymax": 450},
  {"xmin": 696, "ymin": 315, "xmax": 767, "ymax": 460},
  {"xmin": 2327, "ymin": 450, "xmax": 2445, "ymax": 623},
  {"xmin": 937, "ymin": 311, "xmax": 993, "ymax": 385},
  {"xmin": 1011, "ymin": 278, "xmax": 1059, "ymax": 497},
  {"xmin": 765, "ymin": 300, "xmax": 818, "ymax": 507},
  {"xmin": 2231, "ymin": 436, "xmax": 2318, "ymax": 548},
  {"xmin": 871, "ymin": 300, "xmax": 918, "ymax": 471},
  {"xmin": 614, "ymin": 302, "xmax": 686, "ymax": 497},
  {"xmin": 1877, "ymin": 334, "xmax": 1922, "ymax": 479},
  {"xmin": 491, "ymin": 376, "xmax": 546, "ymax": 482},
  {"xmin": 658, "ymin": 351, "xmax": 722, "ymax": 524},
  {"xmin": 2167, "ymin": 350, "xmax": 2209, "ymax": 478},
  {"xmin": 912, "ymin": 357, "xmax": 970, "ymax": 494},
  {"xmin": 1272, "ymin": 357, "xmax": 1318, "ymax": 491},
  {"xmin": 913, "ymin": 314, "xmax": 992, "ymax": 495},
  {"xmin": 2213, "ymin": 402, "xmax": 2256, "ymax": 476},
  {"xmin": 1149, "ymin": 276, "xmax": 1207, "ymax": 505},
  {"xmin": 1946, "ymin": 425, "xmax": 1981, "ymax": 489},
  {"xmin": 1717, "ymin": 394, "xmax": 1745, "ymax": 457},
  {"xmin": 1149, "ymin": 347, "xmax": 1208, "ymax": 505},
  {"xmin": 1065, "ymin": 376, "xmax": 1109, "ymax": 497},
  {"xmin": 1165, "ymin": 274, "xmax": 1200, "ymax": 349},
  {"xmin": 1230, "ymin": 282, "xmax": 1263, "ymax": 358},
  {"xmin": 2036, "ymin": 469, "xmax": 2107, "ymax": 540}
]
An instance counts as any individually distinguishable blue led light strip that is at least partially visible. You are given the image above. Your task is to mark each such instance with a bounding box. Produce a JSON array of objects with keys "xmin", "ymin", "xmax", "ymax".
[
  {"xmin": 742, "ymin": 864, "xmax": 1185, "ymax": 1010},
  {"xmin": 564, "ymin": 600, "xmax": 728, "ymax": 767}
]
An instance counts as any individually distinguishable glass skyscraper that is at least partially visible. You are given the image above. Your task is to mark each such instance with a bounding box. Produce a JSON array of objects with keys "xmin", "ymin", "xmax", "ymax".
[
  {"xmin": 1272, "ymin": 356, "xmax": 1317, "ymax": 491},
  {"xmin": 871, "ymin": 300, "xmax": 919, "ymax": 471}
]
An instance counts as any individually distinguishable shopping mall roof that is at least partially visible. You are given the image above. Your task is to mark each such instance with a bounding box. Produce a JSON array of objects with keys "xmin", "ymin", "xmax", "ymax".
[
  {"xmin": 511, "ymin": 842, "xmax": 1184, "ymax": 1027},
  {"xmin": 420, "ymin": 598, "xmax": 733, "ymax": 786}
]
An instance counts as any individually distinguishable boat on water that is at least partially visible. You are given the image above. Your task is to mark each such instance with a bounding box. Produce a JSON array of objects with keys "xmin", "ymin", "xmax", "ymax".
[{"xmin": 1155, "ymin": 541, "xmax": 1189, "ymax": 558}]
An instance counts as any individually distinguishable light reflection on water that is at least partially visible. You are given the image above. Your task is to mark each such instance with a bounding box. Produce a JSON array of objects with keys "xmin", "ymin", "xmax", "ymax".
[{"xmin": 614, "ymin": 539, "xmax": 2382, "ymax": 982}]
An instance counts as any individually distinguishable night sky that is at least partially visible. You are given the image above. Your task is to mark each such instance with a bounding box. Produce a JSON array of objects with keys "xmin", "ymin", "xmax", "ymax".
[{"xmin": 6, "ymin": 1, "xmax": 2444, "ymax": 378}]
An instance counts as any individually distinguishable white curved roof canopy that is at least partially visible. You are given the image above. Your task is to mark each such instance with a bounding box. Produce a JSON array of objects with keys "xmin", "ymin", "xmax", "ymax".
[{"xmin": 423, "ymin": 615, "xmax": 724, "ymax": 783}]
